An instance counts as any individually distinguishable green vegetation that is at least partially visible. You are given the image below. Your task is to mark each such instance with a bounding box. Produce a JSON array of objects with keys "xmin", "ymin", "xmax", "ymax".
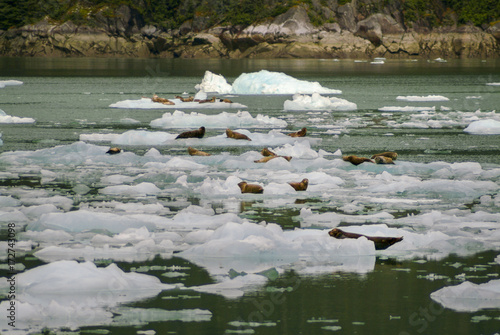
[{"xmin": 0, "ymin": 0, "xmax": 498, "ymax": 32}]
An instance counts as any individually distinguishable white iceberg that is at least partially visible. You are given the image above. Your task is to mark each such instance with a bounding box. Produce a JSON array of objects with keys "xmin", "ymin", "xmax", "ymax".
[
  {"xmin": 396, "ymin": 95, "xmax": 449, "ymax": 102},
  {"xmin": 0, "ymin": 109, "xmax": 35, "ymax": 124},
  {"xmin": 196, "ymin": 70, "xmax": 341, "ymax": 95},
  {"xmin": 109, "ymin": 97, "xmax": 247, "ymax": 109},
  {"xmin": 430, "ymin": 279, "xmax": 500, "ymax": 312},
  {"xmin": 150, "ymin": 110, "xmax": 287, "ymax": 129},
  {"xmin": 284, "ymin": 93, "xmax": 357, "ymax": 111},
  {"xmin": 464, "ymin": 119, "xmax": 500, "ymax": 135}
]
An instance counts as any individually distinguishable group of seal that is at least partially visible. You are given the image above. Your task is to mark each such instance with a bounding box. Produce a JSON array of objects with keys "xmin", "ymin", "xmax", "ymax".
[
  {"xmin": 152, "ymin": 94, "xmax": 175, "ymax": 105},
  {"xmin": 343, "ymin": 151, "xmax": 398, "ymax": 166},
  {"xmin": 328, "ymin": 228, "xmax": 403, "ymax": 250},
  {"xmin": 149, "ymin": 94, "xmax": 233, "ymax": 105}
]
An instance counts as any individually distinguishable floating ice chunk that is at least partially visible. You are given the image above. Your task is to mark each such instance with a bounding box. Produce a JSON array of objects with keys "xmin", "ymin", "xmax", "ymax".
[
  {"xmin": 430, "ymin": 279, "xmax": 500, "ymax": 312},
  {"xmin": 486, "ymin": 82, "xmax": 500, "ymax": 86},
  {"xmin": 99, "ymin": 182, "xmax": 161, "ymax": 197},
  {"xmin": 396, "ymin": 95, "xmax": 449, "ymax": 102},
  {"xmin": 0, "ymin": 80, "xmax": 23, "ymax": 88},
  {"xmin": 111, "ymin": 307, "xmax": 212, "ymax": 326},
  {"xmin": 271, "ymin": 140, "xmax": 319, "ymax": 159},
  {"xmin": 109, "ymin": 97, "xmax": 247, "ymax": 109},
  {"xmin": 189, "ymin": 273, "xmax": 269, "ymax": 299},
  {"xmin": 196, "ymin": 176, "xmax": 243, "ymax": 196},
  {"xmin": 0, "ymin": 260, "xmax": 177, "ymax": 333},
  {"xmin": 378, "ymin": 106, "xmax": 436, "ymax": 112},
  {"xmin": 232, "ymin": 70, "xmax": 341, "ymax": 94},
  {"xmin": 27, "ymin": 210, "xmax": 157, "ymax": 233},
  {"xmin": 195, "ymin": 71, "xmax": 233, "ymax": 93},
  {"xmin": 150, "ymin": 110, "xmax": 286, "ymax": 129},
  {"xmin": 464, "ymin": 119, "xmax": 500, "ymax": 135},
  {"xmin": 196, "ymin": 70, "xmax": 341, "ymax": 95},
  {"xmin": 284, "ymin": 93, "xmax": 357, "ymax": 111},
  {"xmin": 0, "ymin": 109, "xmax": 35, "ymax": 123},
  {"xmin": 112, "ymin": 130, "xmax": 176, "ymax": 145}
]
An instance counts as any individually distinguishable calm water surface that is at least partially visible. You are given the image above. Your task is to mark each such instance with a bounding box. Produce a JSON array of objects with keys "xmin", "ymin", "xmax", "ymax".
[{"xmin": 0, "ymin": 57, "xmax": 499, "ymax": 335}]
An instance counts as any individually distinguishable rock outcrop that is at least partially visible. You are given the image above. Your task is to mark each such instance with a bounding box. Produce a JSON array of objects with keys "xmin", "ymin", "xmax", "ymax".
[{"xmin": 0, "ymin": 5, "xmax": 498, "ymax": 59}]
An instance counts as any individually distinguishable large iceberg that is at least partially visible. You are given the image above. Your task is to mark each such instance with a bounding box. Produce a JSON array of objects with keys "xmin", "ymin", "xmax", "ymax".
[
  {"xmin": 284, "ymin": 93, "xmax": 357, "ymax": 111},
  {"xmin": 464, "ymin": 119, "xmax": 500, "ymax": 135},
  {"xmin": 195, "ymin": 70, "xmax": 341, "ymax": 95}
]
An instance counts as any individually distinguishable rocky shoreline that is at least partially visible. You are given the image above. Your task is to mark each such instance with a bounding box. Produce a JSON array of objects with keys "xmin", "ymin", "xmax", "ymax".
[{"xmin": 1, "ymin": 6, "xmax": 499, "ymax": 59}]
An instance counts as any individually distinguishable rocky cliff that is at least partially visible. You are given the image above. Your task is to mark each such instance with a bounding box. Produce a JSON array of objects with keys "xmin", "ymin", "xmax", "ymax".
[{"xmin": 1, "ymin": 4, "xmax": 499, "ymax": 59}]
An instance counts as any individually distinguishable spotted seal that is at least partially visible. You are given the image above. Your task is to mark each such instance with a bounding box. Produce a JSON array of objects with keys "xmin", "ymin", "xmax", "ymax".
[
  {"xmin": 342, "ymin": 155, "xmax": 374, "ymax": 165},
  {"xmin": 238, "ymin": 181, "xmax": 264, "ymax": 194},
  {"xmin": 176, "ymin": 126, "xmax": 205, "ymax": 139},
  {"xmin": 226, "ymin": 128, "xmax": 251, "ymax": 141},
  {"xmin": 188, "ymin": 147, "xmax": 210, "ymax": 156},
  {"xmin": 288, "ymin": 178, "xmax": 308, "ymax": 191},
  {"xmin": 287, "ymin": 127, "xmax": 307, "ymax": 137}
]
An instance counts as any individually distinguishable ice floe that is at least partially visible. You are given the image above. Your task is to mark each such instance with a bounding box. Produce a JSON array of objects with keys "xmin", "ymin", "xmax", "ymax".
[
  {"xmin": 0, "ymin": 80, "xmax": 23, "ymax": 88},
  {"xmin": 0, "ymin": 109, "xmax": 35, "ymax": 124},
  {"xmin": 378, "ymin": 106, "xmax": 436, "ymax": 112},
  {"xmin": 109, "ymin": 97, "xmax": 247, "ymax": 109},
  {"xmin": 284, "ymin": 93, "xmax": 357, "ymax": 111},
  {"xmin": 430, "ymin": 279, "xmax": 500, "ymax": 312},
  {"xmin": 150, "ymin": 110, "xmax": 287, "ymax": 129},
  {"xmin": 0, "ymin": 260, "xmax": 188, "ymax": 333},
  {"xmin": 396, "ymin": 95, "xmax": 449, "ymax": 102},
  {"xmin": 464, "ymin": 119, "xmax": 500, "ymax": 135},
  {"xmin": 195, "ymin": 70, "xmax": 341, "ymax": 95}
]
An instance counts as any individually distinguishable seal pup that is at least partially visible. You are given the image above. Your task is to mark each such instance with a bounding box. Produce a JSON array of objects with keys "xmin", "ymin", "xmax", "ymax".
[
  {"xmin": 342, "ymin": 155, "xmax": 374, "ymax": 165},
  {"xmin": 374, "ymin": 156, "xmax": 395, "ymax": 164},
  {"xmin": 371, "ymin": 151, "xmax": 398, "ymax": 160},
  {"xmin": 226, "ymin": 129, "xmax": 251, "ymax": 141},
  {"xmin": 238, "ymin": 181, "xmax": 264, "ymax": 194},
  {"xmin": 175, "ymin": 95, "xmax": 194, "ymax": 102},
  {"xmin": 287, "ymin": 127, "xmax": 307, "ymax": 137},
  {"xmin": 328, "ymin": 228, "xmax": 403, "ymax": 250},
  {"xmin": 152, "ymin": 94, "xmax": 175, "ymax": 105},
  {"xmin": 176, "ymin": 126, "xmax": 206, "ymax": 139},
  {"xmin": 261, "ymin": 148, "xmax": 277, "ymax": 157},
  {"xmin": 188, "ymin": 147, "xmax": 210, "ymax": 156},
  {"xmin": 254, "ymin": 155, "xmax": 292, "ymax": 163},
  {"xmin": 288, "ymin": 178, "xmax": 308, "ymax": 191},
  {"xmin": 106, "ymin": 147, "xmax": 121, "ymax": 154}
]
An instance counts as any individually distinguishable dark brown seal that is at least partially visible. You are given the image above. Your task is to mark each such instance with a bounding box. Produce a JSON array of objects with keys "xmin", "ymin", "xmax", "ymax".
[
  {"xmin": 328, "ymin": 228, "xmax": 403, "ymax": 250},
  {"xmin": 374, "ymin": 156, "xmax": 395, "ymax": 164},
  {"xmin": 226, "ymin": 129, "xmax": 251, "ymax": 141},
  {"xmin": 188, "ymin": 147, "xmax": 210, "ymax": 156},
  {"xmin": 175, "ymin": 95, "xmax": 194, "ymax": 102},
  {"xmin": 261, "ymin": 148, "xmax": 277, "ymax": 157},
  {"xmin": 288, "ymin": 178, "xmax": 308, "ymax": 191},
  {"xmin": 238, "ymin": 181, "xmax": 264, "ymax": 194},
  {"xmin": 371, "ymin": 151, "xmax": 398, "ymax": 160},
  {"xmin": 176, "ymin": 126, "xmax": 206, "ymax": 139},
  {"xmin": 106, "ymin": 147, "xmax": 121, "ymax": 154},
  {"xmin": 287, "ymin": 127, "xmax": 307, "ymax": 137},
  {"xmin": 342, "ymin": 155, "xmax": 374, "ymax": 165}
]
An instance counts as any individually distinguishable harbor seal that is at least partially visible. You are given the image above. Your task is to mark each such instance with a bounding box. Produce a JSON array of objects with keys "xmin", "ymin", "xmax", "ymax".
[
  {"xmin": 288, "ymin": 178, "xmax": 308, "ymax": 191},
  {"xmin": 328, "ymin": 228, "xmax": 403, "ymax": 250},
  {"xmin": 342, "ymin": 155, "xmax": 374, "ymax": 165},
  {"xmin": 374, "ymin": 156, "xmax": 395, "ymax": 164},
  {"xmin": 152, "ymin": 94, "xmax": 175, "ymax": 105},
  {"xmin": 371, "ymin": 151, "xmax": 398, "ymax": 160},
  {"xmin": 226, "ymin": 129, "xmax": 251, "ymax": 141},
  {"xmin": 176, "ymin": 126, "xmax": 205, "ymax": 139},
  {"xmin": 287, "ymin": 127, "xmax": 307, "ymax": 137},
  {"xmin": 106, "ymin": 147, "xmax": 121, "ymax": 154},
  {"xmin": 188, "ymin": 147, "xmax": 210, "ymax": 156},
  {"xmin": 238, "ymin": 181, "xmax": 264, "ymax": 194},
  {"xmin": 261, "ymin": 148, "xmax": 277, "ymax": 157},
  {"xmin": 175, "ymin": 95, "xmax": 194, "ymax": 102}
]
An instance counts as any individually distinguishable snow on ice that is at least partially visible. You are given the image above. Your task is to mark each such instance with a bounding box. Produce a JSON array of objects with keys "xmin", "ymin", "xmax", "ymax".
[{"xmin": 284, "ymin": 93, "xmax": 357, "ymax": 111}]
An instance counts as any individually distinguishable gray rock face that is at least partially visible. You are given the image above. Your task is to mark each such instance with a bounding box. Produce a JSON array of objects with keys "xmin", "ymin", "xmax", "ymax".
[{"xmin": 355, "ymin": 14, "xmax": 404, "ymax": 45}]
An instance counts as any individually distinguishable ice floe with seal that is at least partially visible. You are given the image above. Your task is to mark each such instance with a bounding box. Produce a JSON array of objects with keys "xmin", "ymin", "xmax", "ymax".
[
  {"xmin": 0, "ymin": 80, "xmax": 23, "ymax": 88},
  {"xmin": 195, "ymin": 70, "xmax": 341, "ymax": 95},
  {"xmin": 464, "ymin": 119, "xmax": 500, "ymax": 135},
  {"xmin": 283, "ymin": 93, "xmax": 357, "ymax": 111},
  {"xmin": 0, "ymin": 260, "xmax": 201, "ymax": 334},
  {"xmin": 396, "ymin": 95, "xmax": 449, "ymax": 102},
  {"xmin": 150, "ymin": 110, "xmax": 287, "ymax": 129},
  {"xmin": 430, "ymin": 279, "xmax": 500, "ymax": 312},
  {"xmin": 109, "ymin": 96, "xmax": 247, "ymax": 109},
  {"xmin": 0, "ymin": 109, "xmax": 35, "ymax": 124}
]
